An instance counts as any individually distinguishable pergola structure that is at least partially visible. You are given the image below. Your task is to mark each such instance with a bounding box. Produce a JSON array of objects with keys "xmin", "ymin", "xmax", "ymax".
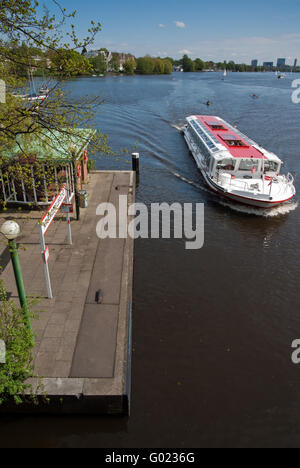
[{"xmin": 0, "ymin": 128, "xmax": 95, "ymax": 207}]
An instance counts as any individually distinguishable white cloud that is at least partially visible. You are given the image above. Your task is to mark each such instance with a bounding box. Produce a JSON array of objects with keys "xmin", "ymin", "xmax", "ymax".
[
  {"xmin": 158, "ymin": 24, "xmax": 166, "ymax": 28},
  {"xmin": 174, "ymin": 21, "xmax": 186, "ymax": 29},
  {"xmin": 179, "ymin": 49, "xmax": 191, "ymax": 55}
]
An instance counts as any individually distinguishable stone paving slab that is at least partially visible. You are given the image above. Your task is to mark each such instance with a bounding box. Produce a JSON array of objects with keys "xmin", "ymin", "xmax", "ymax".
[
  {"xmin": 0, "ymin": 170, "xmax": 135, "ymax": 414},
  {"xmin": 71, "ymin": 304, "xmax": 119, "ymax": 378}
]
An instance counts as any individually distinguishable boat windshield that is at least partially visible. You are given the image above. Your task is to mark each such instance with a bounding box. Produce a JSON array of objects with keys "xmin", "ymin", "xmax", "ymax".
[
  {"xmin": 217, "ymin": 158, "xmax": 236, "ymax": 171},
  {"xmin": 264, "ymin": 160, "xmax": 279, "ymax": 172},
  {"xmin": 238, "ymin": 159, "xmax": 259, "ymax": 172}
]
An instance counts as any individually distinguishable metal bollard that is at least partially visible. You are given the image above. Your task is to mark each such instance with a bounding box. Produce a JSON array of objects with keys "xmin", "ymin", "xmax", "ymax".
[{"xmin": 132, "ymin": 153, "xmax": 140, "ymax": 174}]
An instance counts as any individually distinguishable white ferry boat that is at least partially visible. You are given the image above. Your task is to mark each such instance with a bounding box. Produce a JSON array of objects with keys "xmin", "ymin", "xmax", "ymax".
[{"xmin": 183, "ymin": 115, "xmax": 296, "ymax": 208}]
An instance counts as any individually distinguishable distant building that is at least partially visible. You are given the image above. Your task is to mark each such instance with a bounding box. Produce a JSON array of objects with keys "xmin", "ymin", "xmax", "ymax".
[
  {"xmin": 108, "ymin": 52, "xmax": 135, "ymax": 72},
  {"xmin": 86, "ymin": 49, "xmax": 136, "ymax": 72},
  {"xmin": 251, "ymin": 60, "xmax": 258, "ymax": 67},
  {"xmin": 31, "ymin": 55, "xmax": 51, "ymax": 69},
  {"xmin": 294, "ymin": 59, "xmax": 298, "ymax": 69},
  {"xmin": 263, "ymin": 62, "xmax": 274, "ymax": 69},
  {"xmin": 86, "ymin": 50, "xmax": 99, "ymax": 59},
  {"xmin": 97, "ymin": 51, "xmax": 135, "ymax": 72},
  {"xmin": 277, "ymin": 58, "xmax": 286, "ymax": 68}
]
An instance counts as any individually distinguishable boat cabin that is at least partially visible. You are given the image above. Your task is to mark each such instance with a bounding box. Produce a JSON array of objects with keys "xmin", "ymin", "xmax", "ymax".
[{"xmin": 186, "ymin": 116, "xmax": 282, "ymax": 180}]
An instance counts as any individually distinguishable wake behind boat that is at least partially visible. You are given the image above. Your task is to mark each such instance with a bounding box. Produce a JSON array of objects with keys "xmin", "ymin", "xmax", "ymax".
[{"xmin": 183, "ymin": 115, "xmax": 296, "ymax": 208}]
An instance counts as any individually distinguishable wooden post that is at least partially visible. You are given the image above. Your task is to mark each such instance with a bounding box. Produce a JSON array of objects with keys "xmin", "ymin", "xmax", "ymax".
[
  {"xmin": 132, "ymin": 153, "xmax": 140, "ymax": 174},
  {"xmin": 132, "ymin": 153, "xmax": 140, "ymax": 187}
]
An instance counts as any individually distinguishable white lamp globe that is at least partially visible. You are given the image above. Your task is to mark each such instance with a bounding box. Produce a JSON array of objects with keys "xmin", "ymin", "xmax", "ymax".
[{"xmin": 0, "ymin": 221, "xmax": 21, "ymax": 240}]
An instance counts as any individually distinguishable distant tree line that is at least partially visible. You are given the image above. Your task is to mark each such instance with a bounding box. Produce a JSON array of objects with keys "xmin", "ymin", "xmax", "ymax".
[
  {"xmin": 172, "ymin": 55, "xmax": 290, "ymax": 73},
  {"xmin": 88, "ymin": 54, "xmax": 173, "ymax": 76},
  {"xmin": 135, "ymin": 57, "xmax": 172, "ymax": 75},
  {"xmin": 7, "ymin": 43, "xmax": 290, "ymax": 78},
  {"xmin": 4, "ymin": 42, "xmax": 93, "ymax": 78}
]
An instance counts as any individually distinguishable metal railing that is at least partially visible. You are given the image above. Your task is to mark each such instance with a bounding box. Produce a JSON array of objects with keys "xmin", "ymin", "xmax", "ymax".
[{"xmin": 217, "ymin": 171, "xmax": 295, "ymax": 196}]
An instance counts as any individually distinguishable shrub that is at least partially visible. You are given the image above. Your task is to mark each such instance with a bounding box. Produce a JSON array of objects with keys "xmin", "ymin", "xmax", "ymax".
[{"xmin": 0, "ymin": 279, "xmax": 36, "ymax": 405}]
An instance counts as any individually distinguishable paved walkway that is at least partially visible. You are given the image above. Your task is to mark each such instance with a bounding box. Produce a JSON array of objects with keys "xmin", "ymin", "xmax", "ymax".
[{"xmin": 0, "ymin": 171, "xmax": 135, "ymax": 414}]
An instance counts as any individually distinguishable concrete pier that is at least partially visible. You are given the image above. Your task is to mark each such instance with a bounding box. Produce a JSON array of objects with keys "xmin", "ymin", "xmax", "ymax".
[{"xmin": 0, "ymin": 171, "xmax": 135, "ymax": 414}]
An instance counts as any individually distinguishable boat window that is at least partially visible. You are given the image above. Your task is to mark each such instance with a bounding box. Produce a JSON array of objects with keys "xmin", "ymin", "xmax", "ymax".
[
  {"xmin": 217, "ymin": 158, "xmax": 236, "ymax": 171},
  {"xmin": 220, "ymin": 134, "xmax": 247, "ymax": 147},
  {"xmin": 206, "ymin": 121, "xmax": 226, "ymax": 131},
  {"xmin": 190, "ymin": 120, "xmax": 220, "ymax": 152},
  {"xmin": 263, "ymin": 160, "xmax": 279, "ymax": 172},
  {"xmin": 238, "ymin": 159, "xmax": 259, "ymax": 171}
]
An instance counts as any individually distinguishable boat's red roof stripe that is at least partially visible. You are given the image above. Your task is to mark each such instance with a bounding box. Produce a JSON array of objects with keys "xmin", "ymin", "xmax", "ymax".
[{"xmin": 196, "ymin": 115, "xmax": 266, "ymax": 159}]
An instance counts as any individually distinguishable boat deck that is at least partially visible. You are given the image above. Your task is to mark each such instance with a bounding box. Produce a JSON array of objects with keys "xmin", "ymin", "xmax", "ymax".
[{"xmin": 217, "ymin": 174, "xmax": 293, "ymax": 200}]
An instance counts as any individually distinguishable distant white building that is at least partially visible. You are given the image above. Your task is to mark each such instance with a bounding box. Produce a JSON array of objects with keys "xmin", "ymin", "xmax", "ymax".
[
  {"xmin": 31, "ymin": 55, "xmax": 51, "ymax": 69},
  {"xmin": 101, "ymin": 51, "xmax": 135, "ymax": 72},
  {"xmin": 86, "ymin": 50, "xmax": 99, "ymax": 59},
  {"xmin": 86, "ymin": 49, "xmax": 135, "ymax": 72},
  {"xmin": 173, "ymin": 66, "xmax": 183, "ymax": 72}
]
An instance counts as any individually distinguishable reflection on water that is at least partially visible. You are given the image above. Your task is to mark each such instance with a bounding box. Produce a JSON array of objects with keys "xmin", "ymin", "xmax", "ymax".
[{"xmin": 1, "ymin": 72, "xmax": 300, "ymax": 448}]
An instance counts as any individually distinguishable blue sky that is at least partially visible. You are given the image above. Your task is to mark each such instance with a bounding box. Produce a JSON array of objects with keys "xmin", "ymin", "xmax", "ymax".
[{"xmin": 46, "ymin": 0, "xmax": 300, "ymax": 63}]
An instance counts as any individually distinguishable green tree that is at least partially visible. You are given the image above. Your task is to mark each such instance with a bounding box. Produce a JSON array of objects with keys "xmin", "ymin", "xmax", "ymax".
[
  {"xmin": 205, "ymin": 61, "xmax": 215, "ymax": 70},
  {"xmin": 50, "ymin": 49, "xmax": 92, "ymax": 77},
  {"xmin": 163, "ymin": 57, "xmax": 175, "ymax": 66},
  {"xmin": 0, "ymin": 1, "xmax": 106, "ymax": 154},
  {"xmin": 163, "ymin": 59, "xmax": 172, "ymax": 74},
  {"xmin": 0, "ymin": 279, "xmax": 36, "ymax": 405},
  {"xmin": 5, "ymin": 42, "xmax": 45, "ymax": 78},
  {"xmin": 182, "ymin": 54, "xmax": 195, "ymax": 72},
  {"xmin": 109, "ymin": 56, "xmax": 119, "ymax": 73},
  {"xmin": 153, "ymin": 58, "xmax": 164, "ymax": 74},
  {"xmin": 216, "ymin": 62, "xmax": 225, "ymax": 70},
  {"xmin": 194, "ymin": 58, "xmax": 205, "ymax": 71},
  {"xmin": 89, "ymin": 53, "xmax": 107, "ymax": 74},
  {"xmin": 135, "ymin": 56, "xmax": 172, "ymax": 75},
  {"xmin": 227, "ymin": 61, "xmax": 236, "ymax": 71},
  {"xmin": 136, "ymin": 57, "xmax": 155, "ymax": 74},
  {"xmin": 123, "ymin": 58, "xmax": 136, "ymax": 75}
]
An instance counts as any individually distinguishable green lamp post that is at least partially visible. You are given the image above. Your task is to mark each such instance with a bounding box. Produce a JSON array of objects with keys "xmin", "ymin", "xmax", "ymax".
[{"xmin": 0, "ymin": 221, "xmax": 32, "ymax": 331}]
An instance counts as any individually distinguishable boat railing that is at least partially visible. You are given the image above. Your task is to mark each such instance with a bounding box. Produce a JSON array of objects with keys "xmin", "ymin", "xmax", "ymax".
[
  {"xmin": 286, "ymin": 173, "xmax": 294, "ymax": 185},
  {"xmin": 223, "ymin": 172, "xmax": 294, "ymax": 195},
  {"xmin": 278, "ymin": 173, "xmax": 294, "ymax": 194}
]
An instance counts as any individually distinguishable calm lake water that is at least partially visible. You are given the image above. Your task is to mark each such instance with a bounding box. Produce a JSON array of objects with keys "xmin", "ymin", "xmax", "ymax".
[{"xmin": 2, "ymin": 72, "xmax": 300, "ymax": 448}]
